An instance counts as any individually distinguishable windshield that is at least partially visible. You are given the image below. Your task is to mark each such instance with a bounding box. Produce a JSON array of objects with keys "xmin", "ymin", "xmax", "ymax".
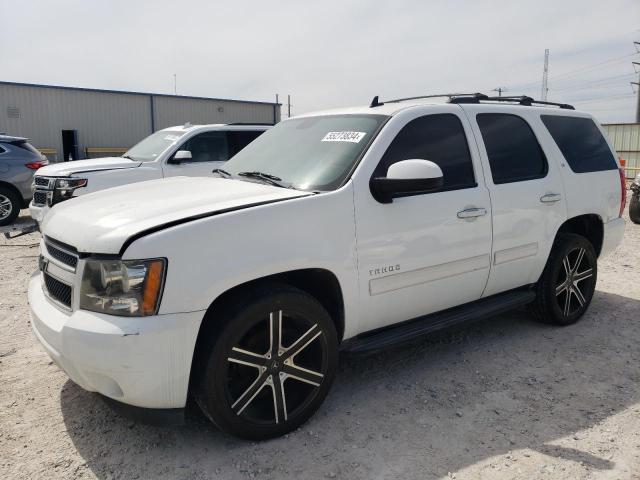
[
  {"xmin": 124, "ymin": 130, "xmax": 187, "ymax": 162},
  {"xmin": 223, "ymin": 114, "xmax": 388, "ymax": 191}
]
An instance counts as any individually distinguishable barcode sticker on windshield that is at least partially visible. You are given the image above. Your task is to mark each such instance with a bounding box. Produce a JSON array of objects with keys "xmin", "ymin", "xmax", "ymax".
[{"xmin": 321, "ymin": 131, "xmax": 367, "ymax": 143}]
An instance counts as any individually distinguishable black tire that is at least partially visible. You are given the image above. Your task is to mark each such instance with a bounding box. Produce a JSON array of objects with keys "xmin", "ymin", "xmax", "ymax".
[
  {"xmin": 530, "ymin": 233, "xmax": 597, "ymax": 325},
  {"xmin": 630, "ymin": 193, "xmax": 640, "ymax": 225},
  {"xmin": 0, "ymin": 187, "xmax": 21, "ymax": 227},
  {"xmin": 194, "ymin": 284, "xmax": 338, "ymax": 440}
]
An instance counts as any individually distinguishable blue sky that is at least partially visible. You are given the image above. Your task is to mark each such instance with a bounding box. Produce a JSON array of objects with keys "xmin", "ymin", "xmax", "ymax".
[{"xmin": 1, "ymin": 0, "xmax": 639, "ymax": 122}]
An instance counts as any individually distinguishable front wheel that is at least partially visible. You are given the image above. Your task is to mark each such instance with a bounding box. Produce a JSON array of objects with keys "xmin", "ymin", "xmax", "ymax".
[
  {"xmin": 0, "ymin": 187, "xmax": 20, "ymax": 227},
  {"xmin": 531, "ymin": 233, "xmax": 597, "ymax": 325},
  {"xmin": 629, "ymin": 192, "xmax": 640, "ymax": 224},
  {"xmin": 194, "ymin": 285, "xmax": 338, "ymax": 440}
]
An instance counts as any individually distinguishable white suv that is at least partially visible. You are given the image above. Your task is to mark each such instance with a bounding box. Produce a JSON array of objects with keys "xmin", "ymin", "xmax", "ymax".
[
  {"xmin": 29, "ymin": 123, "xmax": 269, "ymax": 222},
  {"xmin": 29, "ymin": 94, "xmax": 626, "ymax": 440}
]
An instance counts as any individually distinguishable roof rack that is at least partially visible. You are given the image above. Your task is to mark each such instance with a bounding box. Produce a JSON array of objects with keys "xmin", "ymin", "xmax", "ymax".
[
  {"xmin": 370, "ymin": 93, "xmax": 481, "ymax": 108},
  {"xmin": 370, "ymin": 92, "xmax": 574, "ymax": 110},
  {"xmin": 449, "ymin": 93, "xmax": 575, "ymax": 110},
  {"xmin": 226, "ymin": 122, "xmax": 275, "ymax": 126}
]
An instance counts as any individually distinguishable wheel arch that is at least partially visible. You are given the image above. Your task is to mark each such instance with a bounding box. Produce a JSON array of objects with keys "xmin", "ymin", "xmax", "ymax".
[
  {"xmin": 0, "ymin": 181, "xmax": 25, "ymax": 203},
  {"xmin": 189, "ymin": 268, "xmax": 345, "ymax": 386},
  {"xmin": 555, "ymin": 214, "xmax": 604, "ymax": 256}
]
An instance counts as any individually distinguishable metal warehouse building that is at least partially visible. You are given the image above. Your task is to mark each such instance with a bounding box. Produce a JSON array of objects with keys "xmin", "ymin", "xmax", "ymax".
[
  {"xmin": 0, "ymin": 81, "xmax": 281, "ymax": 162},
  {"xmin": 602, "ymin": 123, "xmax": 640, "ymax": 179}
]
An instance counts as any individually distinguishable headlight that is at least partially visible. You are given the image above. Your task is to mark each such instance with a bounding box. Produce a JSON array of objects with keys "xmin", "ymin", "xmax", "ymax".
[
  {"xmin": 55, "ymin": 177, "xmax": 88, "ymax": 200},
  {"xmin": 80, "ymin": 258, "xmax": 166, "ymax": 317}
]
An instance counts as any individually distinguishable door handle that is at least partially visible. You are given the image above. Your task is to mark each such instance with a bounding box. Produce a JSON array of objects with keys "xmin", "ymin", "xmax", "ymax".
[
  {"xmin": 540, "ymin": 193, "xmax": 562, "ymax": 203},
  {"xmin": 457, "ymin": 207, "xmax": 487, "ymax": 219}
]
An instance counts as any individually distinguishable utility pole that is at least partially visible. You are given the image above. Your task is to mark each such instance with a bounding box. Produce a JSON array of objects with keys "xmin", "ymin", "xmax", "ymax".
[
  {"xmin": 173, "ymin": 74, "xmax": 177, "ymax": 95},
  {"xmin": 492, "ymin": 87, "xmax": 507, "ymax": 97},
  {"xmin": 541, "ymin": 49, "xmax": 549, "ymax": 101},
  {"xmin": 634, "ymin": 42, "xmax": 640, "ymax": 122},
  {"xmin": 287, "ymin": 95, "xmax": 291, "ymax": 118}
]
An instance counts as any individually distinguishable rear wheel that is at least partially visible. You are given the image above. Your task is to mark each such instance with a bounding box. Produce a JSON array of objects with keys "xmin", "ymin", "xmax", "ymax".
[
  {"xmin": 531, "ymin": 233, "xmax": 597, "ymax": 325},
  {"xmin": 194, "ymin": 285, "xmax": 338, "ymax": 440},
  {"xmin": 0, "ymin": 187, "xmax": 20, "ymax": 226},
  {"xmin": 629, "ymin": 193, "xmax": 640, "ymax": 224}
]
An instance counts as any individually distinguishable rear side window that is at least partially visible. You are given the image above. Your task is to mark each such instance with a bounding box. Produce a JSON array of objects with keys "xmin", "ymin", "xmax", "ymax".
[
  {"xmin": 377, "ymin": 114, "xmax": 476, "ymax": 192},
  {"xmin": 12, "ymin": 141, "xmax": 41, "ymax": 156},
  {"xmin": 477, "ymin": 114, "xmax": 548, "ymax": 184},
  {"xmin": 227, "ymin": 130, "xmax": 264, "ymax": 157},
  {"xmin": 541, "ymin": 115, "xmax": 617, "ymax": 173}
]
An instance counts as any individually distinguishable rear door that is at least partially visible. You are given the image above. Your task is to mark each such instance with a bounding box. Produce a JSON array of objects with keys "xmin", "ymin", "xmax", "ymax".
[
  {"xmin": 464, "ymin": 106, "xmax": 567, "ymax": 297},
  {"xmin": 353, "ymin": 106, "xmax": 493, "ymax": 332}
]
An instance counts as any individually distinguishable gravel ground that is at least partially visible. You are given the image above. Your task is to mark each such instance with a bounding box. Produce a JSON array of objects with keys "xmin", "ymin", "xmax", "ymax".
[{"xmin": 1, "ymin": 209, "xmax": 639, "ymax": 480}]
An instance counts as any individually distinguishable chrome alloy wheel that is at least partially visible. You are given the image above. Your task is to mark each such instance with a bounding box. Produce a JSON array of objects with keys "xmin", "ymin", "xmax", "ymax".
[
  {"xmin": 226, "ymin": 310, "xmax": 327, "ymax": 425},
  {"xmin": 0, "ymin": 194, "xmax": 12, "ymax": 221},
  {"xmin": 555, "ymin": 247, "xmax": 594, "ymax": 318}
]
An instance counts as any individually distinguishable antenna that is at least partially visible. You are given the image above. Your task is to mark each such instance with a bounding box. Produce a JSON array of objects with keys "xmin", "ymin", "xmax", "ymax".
[
  {"xmin": 541, "ymin": 49, "xmax": 549, "ymax": 101},
  {"xmin": 173, "ymin": 74, "xmax": 177, "ymax": 95}
]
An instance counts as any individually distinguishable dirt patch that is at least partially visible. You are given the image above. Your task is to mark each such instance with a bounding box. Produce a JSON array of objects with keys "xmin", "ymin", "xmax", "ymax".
[{"xmin": 1, "ymin": 210, "xmax": 639, "ymax": 480}]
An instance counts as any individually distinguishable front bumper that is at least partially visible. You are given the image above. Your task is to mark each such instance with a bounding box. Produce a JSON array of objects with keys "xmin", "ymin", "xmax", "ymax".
[
  {"xmin": 29, "ymin": 201, "xmax": 48, "ymax": 223},
  {"xmin": 28, "ymin": 272, "xmax": 204, "ymax": 409},
  {"xmin": 600, "ymin": 217, "xmax": 625, "ymax": 258}
]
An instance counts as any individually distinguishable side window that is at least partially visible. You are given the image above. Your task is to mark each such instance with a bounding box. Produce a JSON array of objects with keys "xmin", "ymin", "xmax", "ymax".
[
  {"xmin": 227, "ymin": 130, "xmax": 264, "ymax": 157},
  {"xmin": 0, "ymin": 145, "xmax": 5, "ymax": 154},
  {"xmin": 477, "ymin": 114, "xmax": 548, "ymax": 184},
  {"xmin": 377, "ymin": 114, "xmax": 476, "ymax": 191},
  {"xmin": 180, "ymin": 132, "xmax": 229, "ymax": 162},
  {"xmin": 541, "ymin": 115, "xmax": 617, "ymax": 173}
]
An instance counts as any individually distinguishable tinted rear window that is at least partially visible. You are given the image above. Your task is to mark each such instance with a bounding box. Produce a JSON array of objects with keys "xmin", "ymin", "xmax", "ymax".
[
  {"xmin": 541, "ymin": 115, "xmax": 617, "ymax": 173},
  {"xmin": 12, "ymin": 141, "xmax": 41, "ymax": 156},
  {"xmin": 477, "ymin": 114, "xmax": 548, "ymax": 184}
]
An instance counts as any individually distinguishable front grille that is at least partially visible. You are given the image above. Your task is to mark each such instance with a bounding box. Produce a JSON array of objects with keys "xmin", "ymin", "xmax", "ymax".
[
  {"xmin": 33, "ymin": 191, "xmax": 48, "ymax": 206},
  {"xmin": 34, "ymin": 176, "xmax": 51, "ymax": 187},
  {"xmin": 45, "ymin": 241, "xmax": 78, "ymax": 269},
  {"xmin": 43, "ymin": 272, "xmax": 72, "ymax": 308}
]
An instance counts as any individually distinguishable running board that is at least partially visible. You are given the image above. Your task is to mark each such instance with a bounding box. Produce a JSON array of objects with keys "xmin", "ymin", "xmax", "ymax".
[{"xmin": 340, "ymin": 289, "xmax": 536, "ymax": 354}]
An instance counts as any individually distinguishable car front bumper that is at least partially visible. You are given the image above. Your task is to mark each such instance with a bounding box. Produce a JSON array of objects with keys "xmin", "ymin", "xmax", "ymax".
[
  {"xmin": 29, "ymin": 201, "xmax": 48, "ymax": 223},
  {"xmin": 28, "ymin": 272, "xmax": 204, "ymax": 409}
]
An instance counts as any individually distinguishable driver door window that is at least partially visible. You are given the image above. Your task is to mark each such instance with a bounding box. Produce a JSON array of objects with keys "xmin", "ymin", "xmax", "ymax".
[{"xmin": 180, "ymin": 132, "xmax": 229, "ymax": 163}]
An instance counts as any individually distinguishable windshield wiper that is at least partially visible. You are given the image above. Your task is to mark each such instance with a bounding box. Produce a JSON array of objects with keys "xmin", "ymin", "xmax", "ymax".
[
  {"xmin": 212, "ymin": 168, "xmax": 232, "ymax": 178},
  {"xmin": 122, "ymin": 154, "xmax": 136, "ymax": 161},
  {"xmin": 237, "ymin": 171, "xmax": 293, "ymax": 189}
]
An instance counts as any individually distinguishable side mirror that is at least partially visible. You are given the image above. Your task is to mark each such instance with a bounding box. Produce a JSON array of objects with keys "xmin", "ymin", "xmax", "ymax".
[
  {"xmin": 168, "ymin": 150, "xmax": 192, "ymax": 164},
  {"xmin": 370, "ymin": 159, "xmax": 444, "ymax": 203}
]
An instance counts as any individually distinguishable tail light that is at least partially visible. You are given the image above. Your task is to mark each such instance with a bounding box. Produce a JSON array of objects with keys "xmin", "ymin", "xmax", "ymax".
[
  {"xmin": 25, "ymin": 161, "xmax": 47, "ymax": 170},
  {"xmin": 619, "ymin": 168, "xmax": 627, "ymax": 217}
]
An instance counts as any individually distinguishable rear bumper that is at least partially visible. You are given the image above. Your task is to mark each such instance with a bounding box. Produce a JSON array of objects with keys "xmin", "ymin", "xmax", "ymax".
[
  {"xmin": 28, "ymin": 272, "xmax": 204, "ymax": 409},
  {"xmin": 600, "ymin": 217, "xmax": 625, "ymax": 258}
]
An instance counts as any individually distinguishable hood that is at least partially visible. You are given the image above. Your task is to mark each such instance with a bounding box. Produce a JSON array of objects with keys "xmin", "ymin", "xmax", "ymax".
[
  {"xmin": 35, "ymin": 157, "xmax": 141, "ymax": 177},
  {"xmin": 41, "ymin": 177, "xmax": 310, "ymax": 254}
]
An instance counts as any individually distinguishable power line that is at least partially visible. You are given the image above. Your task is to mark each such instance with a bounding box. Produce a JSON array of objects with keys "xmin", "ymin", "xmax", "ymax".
[
  {"xmin": 551, "ymin": 72, "xmax": 637, "ymax": 92},
  {"xmin": 572, "ymin": 93, "xmax": 634, "ymax": 104}
]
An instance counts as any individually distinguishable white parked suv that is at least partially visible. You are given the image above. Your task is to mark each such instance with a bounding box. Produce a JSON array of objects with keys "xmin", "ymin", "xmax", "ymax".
[
  {"xmin": 29, "ymin": 93, "xmax": 626, "ymax": 440},
  {"xmin": 29, "ymin": 123, "xmax": 269, "ymax": 222}
]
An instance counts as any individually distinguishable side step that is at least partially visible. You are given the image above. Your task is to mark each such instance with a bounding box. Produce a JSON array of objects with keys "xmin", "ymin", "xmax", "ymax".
[{"xmin": 340, "ymin": 289, "xmax": 536, "ymax": 354}]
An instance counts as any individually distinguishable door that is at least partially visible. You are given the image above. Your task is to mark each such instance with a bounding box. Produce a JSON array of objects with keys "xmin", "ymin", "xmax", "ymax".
[
  {"xmin": 61, "ymin": 130, "xmax": 79, "ymax": 161},
  {"xmin": 353, "ymin": 108, "xmax": 493, "ymax": 332},
  {"xmin": 163, "ymin": 131, "xmax": 230, "ymax": 177},
  {"xmin": 465, "ymin": 107, "xmax": 566, "ymax": 297}
]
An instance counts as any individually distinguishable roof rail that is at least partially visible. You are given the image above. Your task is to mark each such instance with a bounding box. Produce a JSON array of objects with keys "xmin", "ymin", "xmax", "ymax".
[
  {"xmin": 370, "ymin": 92, "xmax": 574, "ymax": 110},
  {"xmin": 449, "ymin": 93, "xmax": 575, "ymax": 110},
  {"xmin": 370, "ymin": 93, "xmax": 482, "ymax": 108},
  {"xmin": 226, "ymin": 122, "xmax": 275, "ymax": 126}
]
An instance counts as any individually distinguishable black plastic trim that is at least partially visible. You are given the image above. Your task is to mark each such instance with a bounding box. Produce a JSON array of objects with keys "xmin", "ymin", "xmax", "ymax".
[{"xmin": 341, "ymin": 287, "xmax": 535, "ymax": 354}]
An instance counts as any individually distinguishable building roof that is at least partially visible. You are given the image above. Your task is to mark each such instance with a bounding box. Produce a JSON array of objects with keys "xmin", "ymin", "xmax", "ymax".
[{"xmin": 0, "ymin": 80, "xmax": 280, "ymax": 106}]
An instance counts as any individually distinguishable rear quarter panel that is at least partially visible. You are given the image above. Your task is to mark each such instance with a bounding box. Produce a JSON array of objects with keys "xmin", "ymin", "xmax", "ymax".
[{"xmin": 534, "ymin": 111, "xmax": 621, "ymax": 224}]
